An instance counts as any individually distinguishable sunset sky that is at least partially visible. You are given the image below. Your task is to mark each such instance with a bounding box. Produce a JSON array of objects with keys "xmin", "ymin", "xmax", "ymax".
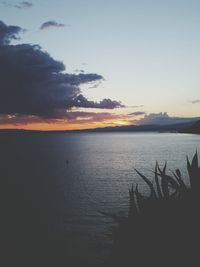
[{"xmin": 0, "ymin": 0, "xmax": 200, "ymax": 130}]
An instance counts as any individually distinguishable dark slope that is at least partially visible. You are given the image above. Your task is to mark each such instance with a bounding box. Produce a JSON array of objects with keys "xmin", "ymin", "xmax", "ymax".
[{"xmin": 181, "ymin": 120, "xmax": 200, "ymax": 134}]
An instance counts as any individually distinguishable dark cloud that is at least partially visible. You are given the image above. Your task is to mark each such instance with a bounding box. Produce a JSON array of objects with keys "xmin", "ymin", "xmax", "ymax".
[
  {"xmin": 129, "ymin": 111, "xmax": 146, "ymax": 116},
  {"xmin": 0, "ymin": 21, "xmax": 22, "ymax": 45},
  {"xmin": 73, "ymin": 95, "xmax": 124, "ymax": 109},
  {"xmin": 40, "ymin": 21, "xmax": 66, "ymax": 30},
  {"xmin": 136, "ymin": 112, "xmax": 200, "ymax": 125},
  {"xmin": 14, "ymin": 1, "xmax": 33, "ymax": 9},
  {"xmin": 191, "ymin": 99, "xmax": 200, "ymax": 104},
  {"xmin": 0, "ymin": 21, "xmax": 123, "ymax": 123}
]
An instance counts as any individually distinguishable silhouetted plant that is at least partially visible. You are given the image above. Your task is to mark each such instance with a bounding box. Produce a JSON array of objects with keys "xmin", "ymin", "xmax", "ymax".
[{"xmin": 107, "ymin": 152, "xmax": 200, "ymax": 267}]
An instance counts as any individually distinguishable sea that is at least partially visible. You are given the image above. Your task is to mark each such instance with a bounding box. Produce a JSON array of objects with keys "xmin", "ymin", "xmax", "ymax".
[{"xmin": 0, "ymin": 132, "xmax": 199, "ymax": 266}]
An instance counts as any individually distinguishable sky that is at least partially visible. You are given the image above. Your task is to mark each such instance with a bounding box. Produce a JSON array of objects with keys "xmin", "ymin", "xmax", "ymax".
[{"xmin": 0, "ymin": 0, "xmax": 200, "ymax": 130}]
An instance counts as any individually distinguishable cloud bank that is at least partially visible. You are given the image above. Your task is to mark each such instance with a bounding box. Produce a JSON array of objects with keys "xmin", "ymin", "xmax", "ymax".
[
  {"xmin": 136, "ymin": 112, "xmax": 200, "ymax": 125},
  {"xmin": 0, "ymin": 21, "xmax": 123, "ymax": 126}
]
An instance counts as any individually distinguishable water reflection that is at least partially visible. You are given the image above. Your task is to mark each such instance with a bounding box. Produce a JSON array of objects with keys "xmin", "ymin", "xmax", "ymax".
[{"xmin": 0, "ymin": 132, "xmax": 199, "ymax": 266}]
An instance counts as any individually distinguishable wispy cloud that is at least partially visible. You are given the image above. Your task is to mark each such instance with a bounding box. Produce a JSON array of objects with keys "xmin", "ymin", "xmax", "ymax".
[
  {"xmin": 191, "ymin": 99, "xmax": 200, "ymax": 104},
  {"xmin": 14, "ymin": 1, "xmax": 33, "ymax": 9},
  {"xmin": 40, "ymin": 21, "xmax": 67, "ymax": 30},
  {"xmin": 129, "ymin": 111, "xmax": 146, "ymax": 116},
  {"xmin": 129, "ymin": 105, "xmax": 144, "ymax": 108},
  {"xmin": 2, "ymin": 1, "xmax": 33, "ymax": 9},
  {"xmin": 74, "ymin": 69, "xmax": 85, "ymax": 73}
]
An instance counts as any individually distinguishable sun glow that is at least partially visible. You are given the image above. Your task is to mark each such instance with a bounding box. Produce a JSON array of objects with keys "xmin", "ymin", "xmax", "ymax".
[
  {"xmin": 113, "ymin": 120, "xmax": 130, "ymax": 126},
  {"xmin": 0, "ymin": 117, "xmax": 134, "ymax": 131}
]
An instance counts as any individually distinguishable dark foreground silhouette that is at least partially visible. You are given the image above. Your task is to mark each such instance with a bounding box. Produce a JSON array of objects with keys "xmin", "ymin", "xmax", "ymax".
[
  {"xmin": 106, "ymin": 152, "xmax": 200, "ymax": 267},
  {"xmin": 1, "ymin": 136, "xmax": 199, "ymax": 267},
  {"xmin": 0, "ymin": 133, "xmax": 80, "ymax": 267},
  {"xmin": 1, "ymin": 166, "xmax": 67, "ymax": 267}
]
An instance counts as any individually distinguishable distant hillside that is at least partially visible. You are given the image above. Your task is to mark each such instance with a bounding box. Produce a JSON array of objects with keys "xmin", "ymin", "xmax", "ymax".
[
  {"xmin": 181, "ymin": 120, "xmax": 200, "ymax": 134},
  {"xmin": 0, "ymin": 120, "xmax": 198, "ymax": 134},
  {"xmin": 82, "ymin": 121, "xmax": 196, "ymax": 133}
]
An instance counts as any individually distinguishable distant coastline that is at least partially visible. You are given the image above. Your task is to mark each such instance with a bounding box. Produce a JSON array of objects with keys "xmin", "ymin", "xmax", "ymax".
[
  {"xmin": 179, "ymin": 120, "xmax": 200, "ymax": 134},
  {"xmin": 0, "ymin": 120, "xmax": 200, "ymax": 134}
]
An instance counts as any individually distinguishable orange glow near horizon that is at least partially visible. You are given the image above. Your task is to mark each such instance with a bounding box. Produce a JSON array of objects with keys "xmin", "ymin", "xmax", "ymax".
[{"xmin": 0, "ymin": 118, "xmax": 134, "ymax": 131}]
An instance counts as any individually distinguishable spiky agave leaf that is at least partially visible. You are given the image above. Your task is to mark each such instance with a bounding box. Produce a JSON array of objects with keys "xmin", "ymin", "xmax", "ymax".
[
  {"xmin": 154, "ymin": 162, "xmax": 163, "ymax": 199},
  {"xmin": 187, "ymin": 156, "xmax": 191, "ymax": 171},
  {"xmin": 128, "ymin": 185, "xmax": 138, "ymax": 217},
  {"xmin": 157, "ymin": 161, "xmax": 167, "ymax": 175},
  {"xmin": 135, "ymin": 184, "xmax": 146, "ymax": 212},
  {"xmin": 156, "ymin": 167, "xmax": 179, "ymax": 199},
  {"xmin": 163, "ymin": 161, "xmax": 167, "ymax": 174},
  {"xmin": 175, "ymin": 169, "xmax": 182, "ymax": 179},
  {"xmin": 187, "ymin": 151, "xmax": 200, "ymax": 189},
  {"xmin": 191, "ymin": 150, "xmax": 198, "ymax": 168},
  {"xmin": 173, "ymin": 169, "xmax": 188, "ymax": 194},
  {"xmin": 161, "ymin": 175, "xmax": 170, "ymax": 199},
  {"xmin": 134, "ymin": 169, "xmax": 157, "ymax": 199},
  {"xmin": 157, "ymin": 173, "xmax": 179, "ymax": 191}
]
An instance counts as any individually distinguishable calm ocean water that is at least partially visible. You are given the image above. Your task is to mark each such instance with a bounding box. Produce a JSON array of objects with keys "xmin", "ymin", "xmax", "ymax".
[{"xmin": 1, "ymin": 132, "xmax": 200, "ymax": 265}]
